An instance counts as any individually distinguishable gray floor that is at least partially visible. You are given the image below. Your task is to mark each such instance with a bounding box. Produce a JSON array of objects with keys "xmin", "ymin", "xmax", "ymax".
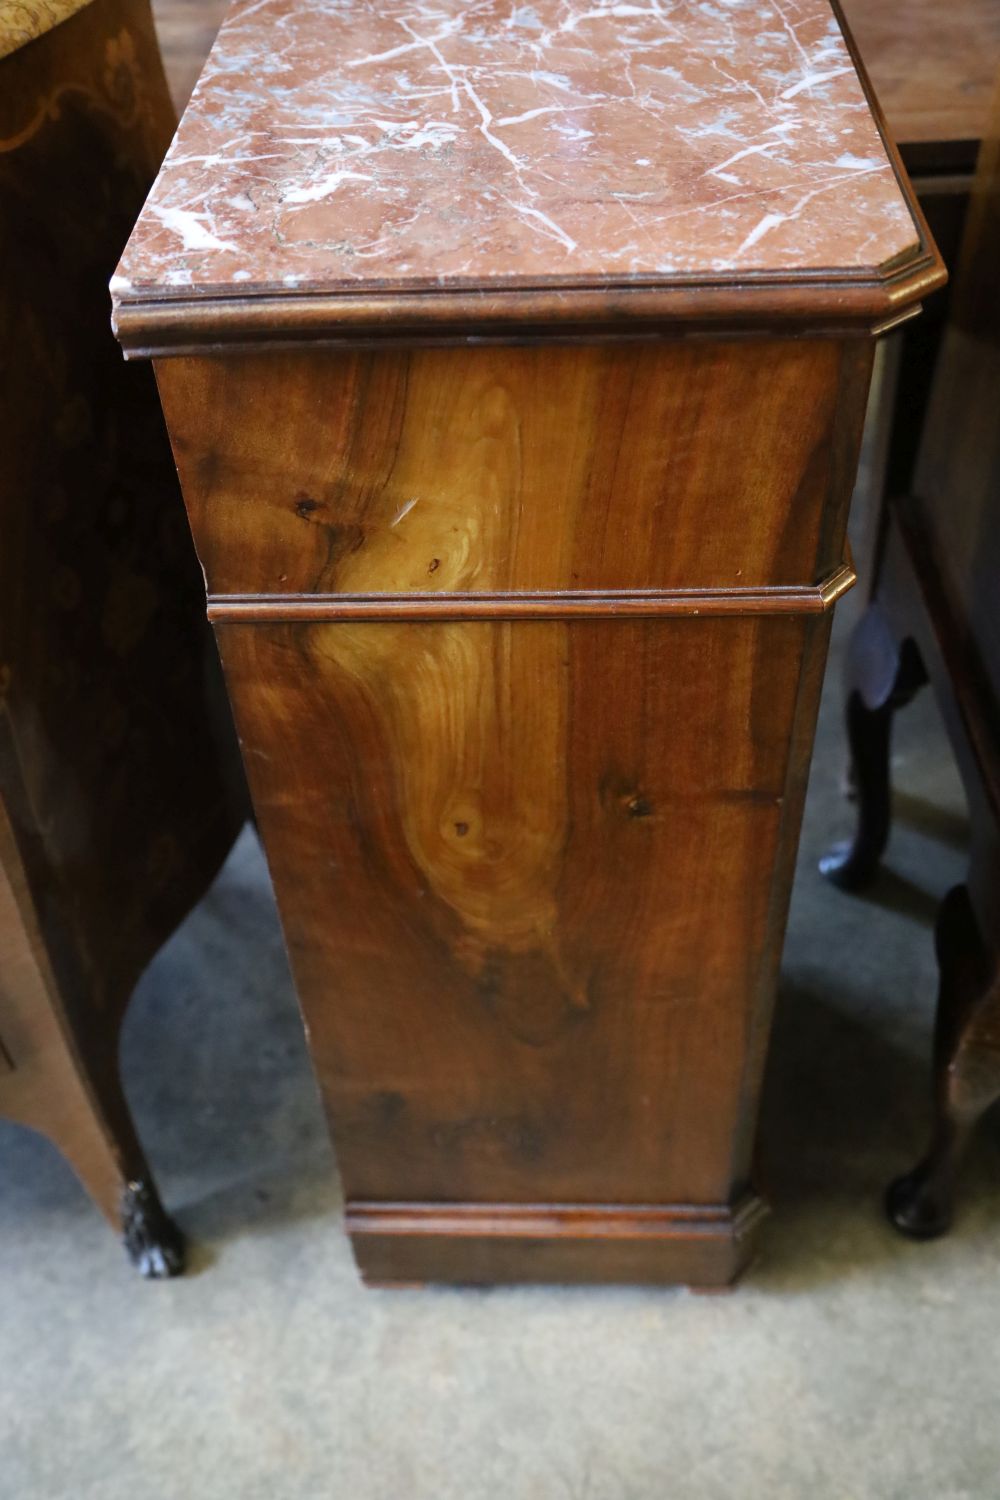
[{"xmin": 2, "ymin": 593, "xmax": 999, "ymax": 1498}]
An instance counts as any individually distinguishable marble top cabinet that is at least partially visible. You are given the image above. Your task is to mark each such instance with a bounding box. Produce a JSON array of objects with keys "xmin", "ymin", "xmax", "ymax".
[{"xmin": 114, "ymin": 0, "xmax": 943, "ymax": 1287}]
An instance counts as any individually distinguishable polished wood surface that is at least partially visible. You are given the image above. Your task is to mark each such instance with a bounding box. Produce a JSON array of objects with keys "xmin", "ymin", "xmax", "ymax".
[
  {"xmin": 132, "ymin": 0, "xmax": 933, "ymax": 1285},
  {"xmin": 0, "ymin": 0, "xmax": 243, "ymax": 1272},
  {"xmin": 136, "ymin": 0, "xmax": 986, "ymax": 1279},
  {"xmin": 155, "ymin": 328, "xmax": 875, "ymax": 1287},
  {"xmin": 842, "ymin": 0, "xmax": 1000, "ymax": 158},
  {"xmin": 215, "ymin": 614, "xmax": 823, "ymax": 1209},
  {"xmin": 157, "ymin": 340, "xmax": 869, "ymax": 600},
  {"xmin": 822, "ymin": 73, "xmax": 1000, "ymax": 1237}
]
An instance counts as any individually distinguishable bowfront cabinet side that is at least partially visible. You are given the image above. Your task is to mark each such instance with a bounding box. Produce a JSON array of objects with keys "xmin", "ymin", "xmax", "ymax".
[{"xmin": 115, "ymin": 0, "xmax": 941, "ymax": 1285}]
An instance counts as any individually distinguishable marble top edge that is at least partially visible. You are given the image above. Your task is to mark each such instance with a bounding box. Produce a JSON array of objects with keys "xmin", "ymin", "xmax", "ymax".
[
  {"xmin": 111, "ymin": 245, "xmax": 927, "ymax": 308},
  {"xmin": 115, "ymin": 0, "xmax": 921, "ymax": 310}
]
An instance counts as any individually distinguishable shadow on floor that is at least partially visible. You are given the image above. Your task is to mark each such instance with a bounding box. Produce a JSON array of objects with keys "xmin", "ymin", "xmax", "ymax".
[{"xmin": 755, "ymin": 971, "xmax": 1000, "ymax": 1293}]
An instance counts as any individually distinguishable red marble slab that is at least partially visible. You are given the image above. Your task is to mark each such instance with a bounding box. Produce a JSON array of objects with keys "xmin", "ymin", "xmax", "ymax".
[{"xmin": 114, "ymin": 0, "xmax": 920, "ymax": 308}]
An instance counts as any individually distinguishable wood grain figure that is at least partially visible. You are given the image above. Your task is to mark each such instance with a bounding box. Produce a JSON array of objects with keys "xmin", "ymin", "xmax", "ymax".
[{"xmin": 119, "ymin": 0, "xmax": 942, "ymax": 1286}]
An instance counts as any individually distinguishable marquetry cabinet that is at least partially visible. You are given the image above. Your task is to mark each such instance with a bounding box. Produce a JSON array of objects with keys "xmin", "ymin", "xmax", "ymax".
[
  {"xmin": 1, "ymin": 0, "xmax": 243, "ymax": 1272},
  {"xmin": 113, "ymin": 0, "xmax": 942, "ymax": 1286}
]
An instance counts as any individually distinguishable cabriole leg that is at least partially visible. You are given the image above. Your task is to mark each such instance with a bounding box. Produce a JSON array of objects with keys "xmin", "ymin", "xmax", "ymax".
[
  {"xmin": 820, "ymin": 603, "xmax": 927, "ymax": 890},
  {"xmin": 887, "ymin": 885, "xmax": 1000, "ymax": 1238}
]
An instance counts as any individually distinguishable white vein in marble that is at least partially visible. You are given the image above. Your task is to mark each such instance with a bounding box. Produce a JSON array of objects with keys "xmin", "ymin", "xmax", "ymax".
[{"xmin": 114, "ymin": 0, "xmax": 918, "ymax": 299}]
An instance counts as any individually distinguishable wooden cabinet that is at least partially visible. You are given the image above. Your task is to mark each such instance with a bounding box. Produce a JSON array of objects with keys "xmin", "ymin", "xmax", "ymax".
[
  {"xmin": 153, "ymin": 341, "xmax": 865, "ymax": 596},
  {"xmin": 113, "ymin": 0, "xmax": 942, "ymax": 1286},
  {"xmin": 0, "ymin": 0, "xmax": 243, "ymax": 1273},
  {"xmin": 822, "ymin": 76, "xmax": 1000, "ymax": 1238}
]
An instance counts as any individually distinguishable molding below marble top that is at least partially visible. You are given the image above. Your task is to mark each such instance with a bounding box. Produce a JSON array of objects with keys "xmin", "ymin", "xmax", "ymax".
[{"xmin": 112, "ymin": 0, "xmax": 943, "ymax": 352}]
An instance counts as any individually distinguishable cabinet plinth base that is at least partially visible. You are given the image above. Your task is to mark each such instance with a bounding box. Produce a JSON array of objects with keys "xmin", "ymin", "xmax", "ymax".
[{"xmin": 347, "ymin": 1196, "xmax": 768, "ymax": 1289}]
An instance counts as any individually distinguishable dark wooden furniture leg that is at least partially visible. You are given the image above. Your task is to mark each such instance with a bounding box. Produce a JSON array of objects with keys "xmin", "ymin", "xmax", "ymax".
[
  {"xmin": 819, "ymin": 604, "xmax": 927, "ymax": 891},
  {"xmin": 887, "ymin": 885, "xmax": 1000, "ymax": 1237},
  {"xmin": 0, "ymin": 821, "xmax": 184, "ymax": 1276},
  {"xmin": 823, "ymin": 66, "xmax": 1000, "ymax": 1237}
]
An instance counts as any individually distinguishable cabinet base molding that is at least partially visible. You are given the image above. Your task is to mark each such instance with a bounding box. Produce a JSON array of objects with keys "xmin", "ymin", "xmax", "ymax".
[
  {"xmin": 117, "ymin": 0, "xmax": 940, "ymax": 1290},
  {"xmin": 347, "ymin": 1196, "xmax": 768, "ymax": 1288}
]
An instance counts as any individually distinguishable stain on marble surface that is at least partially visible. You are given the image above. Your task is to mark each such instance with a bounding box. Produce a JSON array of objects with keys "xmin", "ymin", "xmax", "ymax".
[{"xmin": 114, "ymin": 0, "xmax": 918, "ymax": 300}]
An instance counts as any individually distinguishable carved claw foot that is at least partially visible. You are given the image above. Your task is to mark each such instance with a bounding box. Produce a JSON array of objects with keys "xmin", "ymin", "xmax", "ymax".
[{"xmin": 122, "ymin": 1179, "xmax": 186, "ymax": 1278}]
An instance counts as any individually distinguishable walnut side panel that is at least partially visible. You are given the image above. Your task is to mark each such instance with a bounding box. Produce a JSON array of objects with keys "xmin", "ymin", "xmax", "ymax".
[
  {"xmin": 158, "ymin": 319, "xmax": 871, "ymax": 1285},
  {"xmin": 156, "ymin": 339, "xmax": 871, "ymax": 600},
  {"xmin": 215, "ymin": 616, "xmax": 814, "ymax": 1255}
]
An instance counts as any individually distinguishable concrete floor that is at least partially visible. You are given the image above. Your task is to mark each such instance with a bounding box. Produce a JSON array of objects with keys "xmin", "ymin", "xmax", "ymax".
[{"xmin": 2, "ymin": 588, "xmax": 999, "ymax": 1496}]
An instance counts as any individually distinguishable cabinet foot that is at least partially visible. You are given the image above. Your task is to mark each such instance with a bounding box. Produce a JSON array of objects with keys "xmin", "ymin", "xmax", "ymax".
[
  {"xmin": 887, "ymin": 886, "xmax": 1000, "ymax": 1239},
  {"xmin": 347, "ymin": 1196, "xmax": 766, "ymax": 1288},
  {"xmin": 122, "ymin": 1180, "xmax": 186, "ymax": 1278}
]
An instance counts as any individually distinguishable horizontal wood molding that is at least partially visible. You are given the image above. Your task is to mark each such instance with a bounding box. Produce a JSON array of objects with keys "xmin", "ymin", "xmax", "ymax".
[
  {"xmin": 207, "ymin": 564, "xmax": 856, "ymax": 624},
  {"xmin": 347, "ymin": 1195, "xmax": 768, "ymax": 1286},
  {"xmin": 114, "ymin": 251, "xmax": 943, "ymax": 359},
  {"xmin": 347, "ymin": 1195, "xmax": 767, "ymax": 1242}
]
